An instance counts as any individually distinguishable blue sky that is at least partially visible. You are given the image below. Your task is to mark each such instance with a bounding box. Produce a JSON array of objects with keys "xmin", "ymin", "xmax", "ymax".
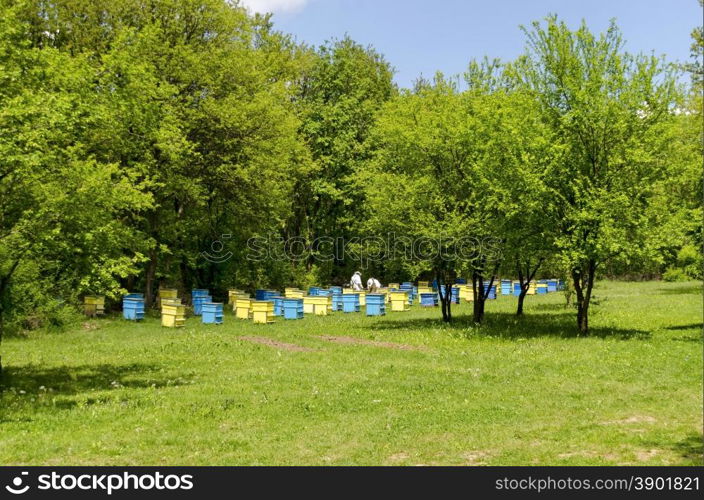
[{"xmin": 240, "ymin": 0, "xmax": 702, "ymax": 88}]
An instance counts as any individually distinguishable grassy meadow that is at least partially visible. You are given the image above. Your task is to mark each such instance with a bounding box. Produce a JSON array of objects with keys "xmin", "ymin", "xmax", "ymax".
[{"xmin": 0, "ymin": 280, "xmax": 701, "ymax": 465}]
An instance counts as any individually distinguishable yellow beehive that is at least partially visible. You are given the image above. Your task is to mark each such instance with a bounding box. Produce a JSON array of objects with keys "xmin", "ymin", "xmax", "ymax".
[
  {"xmin": 464, "ymin": 287, "xmax": 474, "ymax": 302},
  {"xmin": 285, "ymin": 288, "xmax": 305, "ymax": 298},
  {"xmin": 310, "ymin": 296, "xmax": 329, "ymax": 315},
  {"xmin": 527, "ymin": 281, "xmax": 537, "ymax": 295},
  {"xmin": 83, "ymin": 295, "xmax": 105, "ymax": 316},
  {"xmin": 235, "ymin": 298, "xmax": 252, "ymax": 319},
  {"xmin": 229, "ymin": 293, "xmax": 250, "ymax": 311},
  {"xmin": 227, "ymin": 289, "xmax": 245, "ymax": 304},
  {"xmin": 303, "ymin": 296, "xmax": 316, "ymax": 314},
  {"xmin": 388, "ymin": 282, "xmax": 400, "ymax": 290},
  {"xmin": 418, "ymin": 281, "xmax": 429, "ymax": 287},
  {"xmin": 344, "ymin": 288, "xmax": 366, "ymax": 306},
  {"xmin": 389, "ymin": 291, "xmax": 410, "ymax": 312},
  {"xmin": 158, "ymin": 288, "xmax": 178, "ymax": 302},
  {"xmin": 251, "ymin": 300, "xmax": 274, "ymax": 324},
  {"xmin": 417, "ymin": 286, "xmax": 433, "ymax": 295},
  {"xmin": 458, "ymin": 285, "xmax": 470, "ymax": 301},
  {"xmin": 161, "ymin": 299, "xmax": 185, "ymax": 328}
]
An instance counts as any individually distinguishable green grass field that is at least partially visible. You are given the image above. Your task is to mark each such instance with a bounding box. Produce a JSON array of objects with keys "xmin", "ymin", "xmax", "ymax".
[{"xmin": 1, "ymin": 281, "xmax": 701, "ymax": 465}]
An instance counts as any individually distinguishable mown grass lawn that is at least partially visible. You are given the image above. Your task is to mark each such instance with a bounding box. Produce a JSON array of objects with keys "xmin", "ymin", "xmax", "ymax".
[{"xmin": 0, "ymin": 281, "xmax": 701, "ymax": 465}]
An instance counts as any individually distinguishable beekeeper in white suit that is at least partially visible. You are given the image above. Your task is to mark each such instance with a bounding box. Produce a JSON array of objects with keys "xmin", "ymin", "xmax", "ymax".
[
  {"xmin": 366, "ymin": 277, "xmax": 381, "ymax": 293},
  {"xmin": 350, "ymin": 271, "xmax": 363, "ymax": 291}
]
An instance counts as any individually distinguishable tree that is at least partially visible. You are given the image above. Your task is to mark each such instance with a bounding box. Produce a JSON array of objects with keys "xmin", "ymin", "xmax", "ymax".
[
  {"xmin": 515, "ymin": 16, "xmax": 679, "ymax": 334},
  {"xmin": 359, "ymin": 75, "xmax": 513, "ymax": 323},
  {"xmin": 0, "ymin": 0, "xmax": 152, "ymax": 371},
  {"xmin": 294, "ymin": 37, "xmax": 395, "ymax": 283},
  {"xmin": 682, "ymin": 0, "xmax": 704, "ymax": 87},
  {"xmin": 465, "ymin": 61, "xmax": 562, "ymax": 316},
  {"xmin": 27, "ymin": 0, "xmax": 312, "ymax": 303}
]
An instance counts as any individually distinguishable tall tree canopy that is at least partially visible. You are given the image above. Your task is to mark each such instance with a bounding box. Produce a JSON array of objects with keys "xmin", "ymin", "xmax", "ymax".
[{"xmin": 514, "ymin": 16, "xmax": 680, "ymax": 333}]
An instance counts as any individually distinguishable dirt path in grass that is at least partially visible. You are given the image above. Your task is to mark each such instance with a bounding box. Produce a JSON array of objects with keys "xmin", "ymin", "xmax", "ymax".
[
  {"xmin": 240, "ymin": 336, "xmax": 318, "ymax": 352},
  {"xmin": 316, "ymin": 335, "xmax": 428, "ymax": 352}
]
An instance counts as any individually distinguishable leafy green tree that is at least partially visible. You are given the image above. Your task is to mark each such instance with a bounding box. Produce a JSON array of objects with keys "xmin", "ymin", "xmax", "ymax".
[
  {"xmin": 26, "ymin": 0, "xmax": 313, "ymax": 303},
  {"xmin": 0, "ymin": 0, "xmax": 152, "ymax": 366},
  {"xmin": 683, "ymin": 0, "xmax": 704, "ymax": 87},
  {"xmin": 465, "ymin": 61, "xmax": 562, "ymax": 316},
  {"xmin": 360, "ymin": 75, "xmax": 521, "ymax": 323},
  {"xmin": 515, "ymin": 16, "xmax": 680, "ymax": 334},
  {"xmin": 294, "ymin": 37, "xmax": 395, "ymax": 283}
]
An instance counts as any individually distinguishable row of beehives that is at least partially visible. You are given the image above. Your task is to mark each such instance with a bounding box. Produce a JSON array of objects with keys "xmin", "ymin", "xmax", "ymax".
[{"xmin": 82, "ymin": 278, "xmax": 564, "ymax": 327}]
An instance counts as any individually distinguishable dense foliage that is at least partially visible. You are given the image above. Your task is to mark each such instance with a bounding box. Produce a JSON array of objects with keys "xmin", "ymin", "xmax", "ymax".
[{"xmin": 0, "ymin": 0, "xmax": 700, "ymax": 336}]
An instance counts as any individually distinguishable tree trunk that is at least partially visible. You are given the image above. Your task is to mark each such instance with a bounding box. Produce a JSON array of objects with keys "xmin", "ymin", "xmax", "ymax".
[
  {"xmin": 145, "ymin": 249, "xmax": 158, "ymax": 308},
  {"xmin": 438, "ymin": 281, "xmax": 452, "ymax": 322},
  {"xmin": 515, "ymin": 257, "xmax": 542, "ymax": 316},
  {"xmin": 444, "ymin": 283, "xmax": 452, "ymax": 322},
  {"xmin": 572, "ymin": 260, "xmax": 596, "ymax": 335},
  {"xmin": 517, "ymin": 289, "xmax": 528, "ymax": 315},
  {"xmin": 472, "ymin": 272, "xmax": 485, "ymax": 324}
]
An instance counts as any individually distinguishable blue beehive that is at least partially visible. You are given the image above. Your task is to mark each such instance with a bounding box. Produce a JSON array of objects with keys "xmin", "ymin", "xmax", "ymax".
[
  {"xmin": 331, "ymin": 289, "xmax": 343, "ymax": 312},
  {"xmin": 513, "ymin": 282, "xmax": 522, "ymax": 296},
  {"xmin": 202, "ymin": 302, "xmax": 223, "ymax": 324},
  {"xmin": 308, "ymin": 286, "xmax": 321, "ymax": 296},
  {"xmin": 255, "ymin": 289, "xmax": 279, "ymax": 301},
  {"xmin": 341, "ymin": 293, "xmax": 360, "ymax": 313},
  {"xmin": 272, "ymin": 296, "xmax": 285, "ymax": 316},
  {"xmin": 122, "ymin": 293, "xmax": 145, "ymax": 321},
  {"xmin": 282, "ymin": 298, "xmax": 304, "ymax": 319},
  {"xmin": 438, "ymin": 285, "xmax": 460, "ymax": 304},
  {"xmin": 366, "ymin": 294, "xmax": 386, "ymax": 316},
  {"xmin": 483, "ymin": 285, "xmax": 497, "ymax": 300},
  {"xmin": 455, "ymin": 278, "xmax": 467, "ymax": 285},
  {"xmin": 501, "ymin": 280, "xmax": 512, "ymax": 295},
  {"xmin": 547, "ymin": 280, "xmax": 558, "ymax": 292},
  {"xmin": 191, "ymin": 289, "xmax": 210, "ymax": 315},
  {"xmin": 558, "ymin": 280, "xmax": 565, "ymax": 291},
  {"xmin": 192, "ymin": 294, "xmax": 212, "ymax": 315},
  {"xmin": 431, "ymin": 279, "xmax": 438, "ymax": 291},
  {"xmin": 420, "ymin": 293, "xmax": 437, "ymax": 307}
]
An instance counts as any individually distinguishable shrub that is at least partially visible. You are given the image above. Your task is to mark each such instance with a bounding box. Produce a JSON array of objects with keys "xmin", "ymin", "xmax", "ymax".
[{"xmin": 662, "ymin": 267, "xmax": 689, "ymax": 282}]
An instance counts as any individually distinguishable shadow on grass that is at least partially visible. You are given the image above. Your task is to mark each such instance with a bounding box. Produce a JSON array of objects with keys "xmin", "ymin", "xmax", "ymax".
[
  {"xmin": 0, "ymin": 363, "xmax": 192, "ymax": 419},
  {"xmin": 368, "ymin": 312, "xmax": 650, "ymax": 340},
  {"xmin": 672, "ymin": 434, "xmax": 704, "ymax": 465},
  {"xmin": 665, "ymin": 323, "xmax": 703, "ymax": 331},
  {"xmin": 658, "ymin": 285, "xmax": 702, "ymax": 295}
]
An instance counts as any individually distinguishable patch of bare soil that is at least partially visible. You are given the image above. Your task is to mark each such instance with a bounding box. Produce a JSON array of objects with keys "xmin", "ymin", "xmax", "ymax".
[
  {"xmin": 387, "ymin": 452, "xmax": 410, "ymax": 463},
  {"xmin": 316, "ymin": 335, "xmax": 428, "ymax": 351},
  {"xmin": 634, "ymin": 449, "xmax": 660, "ymax": 462},
  {"xmin": 601, "ymin": 415, "xmax": 657, "ymax": 425},
  {"xmin": 460, "ymin": 450, "xmax": 491, "ymax": 465},
  {"xmin": 240, "ymin": 336, "xmax": 318, "ymax": 352}
]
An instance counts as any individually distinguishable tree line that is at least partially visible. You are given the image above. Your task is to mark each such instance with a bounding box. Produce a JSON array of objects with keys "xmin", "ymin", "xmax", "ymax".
[{"xmin": 0, "ymin": 0, "xmax": 700, "ymax": 337}]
